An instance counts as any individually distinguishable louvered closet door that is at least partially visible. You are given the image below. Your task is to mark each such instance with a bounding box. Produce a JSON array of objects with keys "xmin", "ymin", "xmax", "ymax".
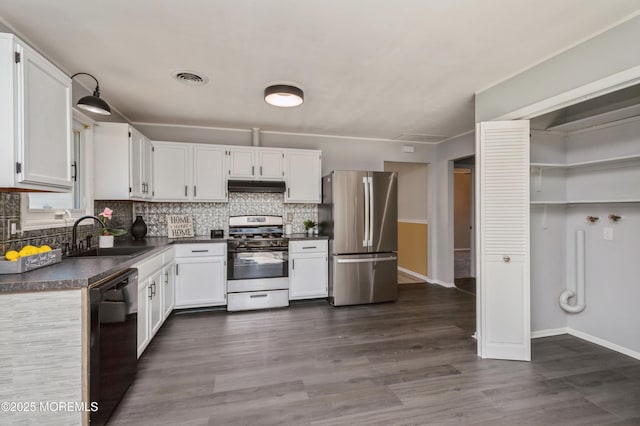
[{"xmin": 476, "ymin": 121, "xmax": 530, "ymax": 361}]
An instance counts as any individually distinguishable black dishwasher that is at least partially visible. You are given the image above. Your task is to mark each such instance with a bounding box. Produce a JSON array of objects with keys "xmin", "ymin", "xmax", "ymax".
[{"xmin": 89, "ymin": 268, "xmax": 138, "ymax": 425}]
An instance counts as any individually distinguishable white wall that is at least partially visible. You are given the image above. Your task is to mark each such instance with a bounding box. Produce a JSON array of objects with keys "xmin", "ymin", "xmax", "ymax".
[
  {"xmin": 476, "ymin": 15, "xmax": 640, "ymax": 122},
  {"xmin": 530, "ymin": 131, "xmax": 568, "ymax": 333},
  {"xmin": 562, "ymin": 119, "xmax": 640, "ymax": 355},
  {"xmin": 383, "ymin": 161, "xmax": 428, "ymax": 222},
  {"xmin": 430, "ymin": 131, "xmax": 475, "ymax": 286},
  {"xmin": 529, "ymin": 118, "xmax": 640, "ymax": 357}
]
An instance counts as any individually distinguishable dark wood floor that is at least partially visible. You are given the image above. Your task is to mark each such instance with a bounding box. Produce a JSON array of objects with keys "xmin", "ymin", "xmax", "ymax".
[{"xmin": 110, "ymin": 284, "xmax": 640, "ymax": 425}]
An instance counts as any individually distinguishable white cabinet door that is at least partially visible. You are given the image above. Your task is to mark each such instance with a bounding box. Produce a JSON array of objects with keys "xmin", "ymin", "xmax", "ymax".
[
  {"xmin": 150, "ymin": 269, "xmax": 163, "ymax": 336},
  {"xmin": 476, "ymin": 120, "xmax": 530, "ymax": 361},
  {"xmin": 290, "ymin": 253, "xmax": 328, "ymax": 299},
  {"xmin": 163, "ymin": 262, "xmax": 175, "ymax": 319},
  {"xmin": 228, "ymin": 147, "xmax": 255, "ymax": 179},
  {"xmin": 137, "ymin": 281, "xmax": 150, "ymax": 358},
  {"xmin": 285, "ymin": 150, "xmax": 322, "ymax": 203},
  {"xmin": 194, "ymin": 145, "xmax": 227, "ymax": 201},
  {"xmin": 257, "ymin": 149, "xmax": 284, "ymax": 180},
  {"xmin": 153, "ymin": 142, "xmax": 190, "ymax": 200},
  {"xmin": 175, "ymin": 257, "xmax": 227, "ymax": 308},
  {"xmin": 15, "ymin": 39, "xmax": 72, "ymax": 190},
  {"xmin": 129, "ymin": 128, "xmax": 144, "ymax": 198},
  {"xmin": 142, "ymin": 137, "xmax": 153, "ymax": 199}
]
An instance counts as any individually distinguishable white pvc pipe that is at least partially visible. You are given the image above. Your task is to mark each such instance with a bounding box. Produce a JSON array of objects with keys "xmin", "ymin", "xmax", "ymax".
[
  {"xmin": 252, "ymin": 128, "xmax": 260, "ymax": 146},
  {"xmin": 559, "ymin": 229, "xmax": 586, "ymax": 313}
]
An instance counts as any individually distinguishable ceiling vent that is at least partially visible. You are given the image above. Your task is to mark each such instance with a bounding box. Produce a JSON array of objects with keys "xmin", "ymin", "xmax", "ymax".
[
  {"xmin": 393, "ymin": 133, "xmax": 447, "ymax": 143},
  {"xmin": 172, "ymin": 70, "xmax": 209, "ymax": 86}
]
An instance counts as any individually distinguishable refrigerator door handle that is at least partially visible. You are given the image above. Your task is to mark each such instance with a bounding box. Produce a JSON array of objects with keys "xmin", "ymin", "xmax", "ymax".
[
  {"xmin": 363, "ymin": 177, "xmax": 369, "ymax": 247},
  {"xmin": 336, "ymin": 256, "xmax": 397, "ymax": 264},
  {"xmin": 368, "ymin": 176, "xmax": 374, "ymax": 247}
]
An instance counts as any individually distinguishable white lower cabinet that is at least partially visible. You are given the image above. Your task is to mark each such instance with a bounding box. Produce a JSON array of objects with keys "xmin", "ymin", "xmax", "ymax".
[
  {"xmin": 149, "ymin": 269, "xmax": 164, "ymax": 336},
  {"xmin": 134, "ymin": 247, "xmax": 174, "ymax": 358},
  {"xmin": 175, "ymin": 244, "xmax": 227, "ymax": 309},
  {"xmin": 163, "ymin": 261, "xmax": 175, "ymax": 318},
  {"xmin": 137, "ymin": 283, "xmax": 150, "ymax": 357},
  {"xmin": 289, "ymin": 240, "xmax": 328, "ymax": 300}
]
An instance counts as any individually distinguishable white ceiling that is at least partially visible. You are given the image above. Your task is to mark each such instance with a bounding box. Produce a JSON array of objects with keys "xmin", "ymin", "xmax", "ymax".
[{"xmin": 1, "ymin": 1, "xmax": 640, "ymax": 142}]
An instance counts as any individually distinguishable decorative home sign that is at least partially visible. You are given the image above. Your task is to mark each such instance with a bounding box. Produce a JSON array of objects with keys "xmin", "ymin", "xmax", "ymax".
[{"xmin": 166, "ymin": 215, "xmax": 195, "ymax": 238}]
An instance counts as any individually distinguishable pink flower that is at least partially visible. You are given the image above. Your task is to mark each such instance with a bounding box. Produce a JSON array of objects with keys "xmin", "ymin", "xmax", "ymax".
[{"xmin": 100, "ymin": 207, "xmax": 113, "ymax": 220}]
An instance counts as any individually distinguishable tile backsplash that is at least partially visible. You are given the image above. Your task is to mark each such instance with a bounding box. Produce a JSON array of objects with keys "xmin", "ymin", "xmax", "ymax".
[
  {"xmin": 0, "ymin": 191, "xmax": 317, "ymax": 255},
  {"xmin": 0, "ymin": 192, "xmax": 120, "ymax": 255},
  {"xmin": 131, "ymin": 192, "xmax": 317, "ymax": 237}
]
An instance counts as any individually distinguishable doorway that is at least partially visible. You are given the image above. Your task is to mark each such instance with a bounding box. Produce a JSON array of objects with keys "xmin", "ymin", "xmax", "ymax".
[
  {"xmin": 453, "ymin": 157, "xmax": 475, "ymax": 294},
  {"xmin": 383, "ymin": 161, "xmax": 429, "ymax": 284}
]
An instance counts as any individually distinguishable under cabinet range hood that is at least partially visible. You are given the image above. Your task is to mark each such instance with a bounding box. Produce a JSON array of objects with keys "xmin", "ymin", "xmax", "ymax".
[{"xmin": 227, "ymin": 180, "xmax": 286, "ymax": 193}]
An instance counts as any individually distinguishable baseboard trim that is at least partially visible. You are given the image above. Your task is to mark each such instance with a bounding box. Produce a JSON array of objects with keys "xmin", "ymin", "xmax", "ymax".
[
  {"xmin": 531, "ymin": 328, "xmax": 568, "ymax": 339},
  {"xmin": 530, "ymin": 327, "xmax": 640, "ymax": 360},
  {"xmin": 398, "ymin": 267, "xmax": 428, "ymax": 282},
  {"xmin": 426, "ymin": 277, "xmax": 455, "ymax": 288},
  {"xmin": 567, "ymin": 328, "xmax": 640, "ymax": 361}
]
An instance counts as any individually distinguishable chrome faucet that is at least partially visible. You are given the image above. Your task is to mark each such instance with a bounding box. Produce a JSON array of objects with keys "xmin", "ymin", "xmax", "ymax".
[{"xmin": 71, "ymin": 215, "xmax": 103, "ymax": 251}]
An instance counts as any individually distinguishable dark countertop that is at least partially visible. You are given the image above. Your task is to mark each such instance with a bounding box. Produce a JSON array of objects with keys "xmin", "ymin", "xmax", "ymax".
[
  {"xmin": 286, "ymin": 233, "xmax": 330, "ymax": 241},
  {"xmin": 0, "ymin": 236, "xmax": 226, "ymax": 294}
]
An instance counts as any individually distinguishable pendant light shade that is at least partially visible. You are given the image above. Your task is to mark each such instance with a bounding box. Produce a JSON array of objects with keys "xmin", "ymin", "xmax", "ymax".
[
  {"xmin": 71, "ymin": 72, "xmax": 112, "ymax": 115},
  {"xmin": 264, "ymin": 84, "xmax": 304, "ymax": 107}
]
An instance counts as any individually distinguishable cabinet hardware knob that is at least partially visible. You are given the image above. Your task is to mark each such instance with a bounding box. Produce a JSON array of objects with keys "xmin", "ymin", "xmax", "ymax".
[{"xmin": 503, "ymin": 256, "xmax": 511, "ymax": 263}]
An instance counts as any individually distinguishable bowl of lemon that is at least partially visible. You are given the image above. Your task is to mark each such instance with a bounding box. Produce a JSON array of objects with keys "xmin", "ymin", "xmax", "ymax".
[{"xmin": 0, "ymin": 245, "xmax": 61, "ymax": 274}]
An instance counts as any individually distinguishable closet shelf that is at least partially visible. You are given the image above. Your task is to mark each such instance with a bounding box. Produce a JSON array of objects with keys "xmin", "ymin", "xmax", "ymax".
[
  {"xmin": 531, "ymin": 199, "xmax": 640, "ymax": 205},
  {"xmin": 530, "ymin": 154, "xmax": 640, "ymax": 170}
]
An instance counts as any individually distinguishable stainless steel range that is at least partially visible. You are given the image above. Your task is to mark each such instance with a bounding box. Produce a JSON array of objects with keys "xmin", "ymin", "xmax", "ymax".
[{"xmin": 226, "ymin": 215, "xmax": 289, "ymax": 311}]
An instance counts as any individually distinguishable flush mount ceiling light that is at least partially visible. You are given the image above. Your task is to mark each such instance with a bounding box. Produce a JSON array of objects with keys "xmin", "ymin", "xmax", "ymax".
[
  {"xmin": 264, "ymin": 84, "xmax": 304, "ymax": 107},
  {"xmin": 70, "ymin": 72, "xmax": 111, "ymax": 115}
]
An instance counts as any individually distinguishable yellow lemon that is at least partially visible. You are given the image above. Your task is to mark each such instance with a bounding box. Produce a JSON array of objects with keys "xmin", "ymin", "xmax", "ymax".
[
  {"xmin": 18, "ymin": 248, "xmax": 31, "ymax": 257},
  {"xmin": 5, "ymin": 250, "xmax": 19, "ymax": 261},
  {"xmin": 38, "ymin": 245, "xmax": 52, "ymax": 253}
]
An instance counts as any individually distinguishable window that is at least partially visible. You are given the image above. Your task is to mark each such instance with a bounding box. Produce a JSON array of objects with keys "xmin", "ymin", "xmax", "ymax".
[{"xmin": 21, "ymin": 112, "xmax": 94, "ymax": 230}]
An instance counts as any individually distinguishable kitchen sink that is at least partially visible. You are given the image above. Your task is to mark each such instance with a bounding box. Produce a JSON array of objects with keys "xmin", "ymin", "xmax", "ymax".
[{"xmin": 67, "ymin": 247, "xmax": 153, "ymax": 258}]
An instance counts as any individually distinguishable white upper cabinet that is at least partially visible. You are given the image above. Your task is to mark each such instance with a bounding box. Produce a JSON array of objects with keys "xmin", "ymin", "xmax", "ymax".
[
  {"xmin": 153, "ymin": 142, "xmax": 190, "ymax": 201},
  {"xmin": 257, "ymin": 148, "xmax": 285, "ymax": 180},
  {"xmin": 152, "ymin": 141, "xmax": 227, "ymax": 202},
  {"xmin": 227, "ymin": 147, "xmax": 255, "ymax": 179},
  {"xmin": 285, "ymin": 149, "xmax": 322, "ymax": 203},
  {"xmin": 94, "ymin": 122, "xmax": 152, "ymax": 200},
  {"xmin": 0, "ymin": 33, "xmax": 73, "ymax": 191},
  {"xmin": 193, "ymin": 145, "xmax": 227, "ymax": 201},
  {"xmin": 227, "ymin": 147, "xmax": 285, "ymax": 181}
]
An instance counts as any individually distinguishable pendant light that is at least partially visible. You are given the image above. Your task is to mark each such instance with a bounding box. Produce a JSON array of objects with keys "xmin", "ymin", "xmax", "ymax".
[
  {"xmin": 264, "ymin": 84, "xmax": 304, "ymax": 107},
  {"xmin": 71, "ymin": 72, "xmax": 112, "ymax": 115}
]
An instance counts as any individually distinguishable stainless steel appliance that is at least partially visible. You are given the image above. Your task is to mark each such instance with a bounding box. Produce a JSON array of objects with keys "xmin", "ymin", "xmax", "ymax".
[
  {"xmin": 226, "ymin": 215, "xmax": 289, "ymax": 311},
  {"xmin": 89, "ymin": 268, "xmax": 138, "ymax": 426},
  {"xmin": 319, "ymin": 171, "xmax": 398, "ymax": 306}
]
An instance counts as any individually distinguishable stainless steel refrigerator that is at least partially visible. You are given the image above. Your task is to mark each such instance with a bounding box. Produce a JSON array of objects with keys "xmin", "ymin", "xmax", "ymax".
[{"xmin": 319, "ymin": 170, "xmax": 398, "ymax": 306}]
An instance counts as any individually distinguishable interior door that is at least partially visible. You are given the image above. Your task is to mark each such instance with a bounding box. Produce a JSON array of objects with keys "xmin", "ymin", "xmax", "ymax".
[
  {"xmin": 476, "ymin": 120, "xmax": 530, "ymax": 361},
  {"xmin": 369, "ymin": 171, "xmax": 398, "ymax": 253}
]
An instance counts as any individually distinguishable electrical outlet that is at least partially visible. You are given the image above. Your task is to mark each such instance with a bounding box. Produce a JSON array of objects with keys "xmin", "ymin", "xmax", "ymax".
[
  {"xmin": 603, "ymin": 227, "xmax": 614, "ymax": 241},
  {"xmin": 7, "ymin": 219, "xmax": 19, "ymax": 236}
]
